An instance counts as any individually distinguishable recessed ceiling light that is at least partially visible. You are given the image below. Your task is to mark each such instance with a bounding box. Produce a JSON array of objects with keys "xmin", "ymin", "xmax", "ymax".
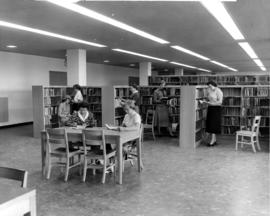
[
  {"xmin": 201, "ymin": 0, "xmax": 245, "ymax": 40},
  {"xmin": 170, "ymin": 61, "xmax": 196, "ymax": 69},
  {"xmin": 0, "ymin": 20, "xmax": 106, "ymax": 47},
  {"xmin": 104, "ymin": 60, "xmax": 110, "ymax": 63},
  {"xmin": 112, "ymin": 49, "xmax": 168, "ymax": 62},
  {"xmin": 46, "ymin": 0, "xmax": 169, "ymax": 44},
  {"xmin": 171, "ymin": 45, "xmax": 210, "ymax": 61},
  {"xmin": 6, "ymin": 45, "xmax": 17, "ymax": 48}
]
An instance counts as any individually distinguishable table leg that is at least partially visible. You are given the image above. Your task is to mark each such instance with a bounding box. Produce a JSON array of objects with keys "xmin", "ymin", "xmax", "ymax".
[
  {"xmin": 116, "ymin": 137, "xmax": 123, "ymax": 184},
  {"xmin": 29, "ymin": 190, "xmax": 37, "ymax": 216},
  {"xmin": 137, "ymin": 137, "xmax": 142, "ymax": 172},
  {"xmin": 41, "ymin": 132, "xmax": 47, "ymax": 177}
]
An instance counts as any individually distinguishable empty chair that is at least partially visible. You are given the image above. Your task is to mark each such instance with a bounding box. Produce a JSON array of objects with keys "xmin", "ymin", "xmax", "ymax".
[
  {"xmin": 143, "ymin": 109, "xmax": 156, "ymax": 141},
  {"xmin": 46, "ymin": 128, "xmax": 81, "ymax": 181},
  {"xmin": 0, "ymin": 167, "xmax": 28, "ymax": 188},
  {"xmin": 236, "ymin": 116, "xmax": 261, "ymax": 153},
  {"xmin": 82, "ymin": 129, "xmax": 116, "ymax": 184}
]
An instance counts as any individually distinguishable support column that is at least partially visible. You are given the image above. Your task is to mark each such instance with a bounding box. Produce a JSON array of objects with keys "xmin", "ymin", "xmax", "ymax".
[
  {"xmin": 175, "ymin": 67, "xmax": 184, "ymax": 76},
  {"xmin": 67, "ymin": 49, "xmax": 87, "ymax": 86},
  {"xmin": 139, "ymin": 62, "xmax": 152, "ymax": 86}
]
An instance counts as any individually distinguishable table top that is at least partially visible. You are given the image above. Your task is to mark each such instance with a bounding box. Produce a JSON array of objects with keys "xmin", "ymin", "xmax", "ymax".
[{"xmin": 0, "ymin": 183, "xmax": 35, "ymax": 205}]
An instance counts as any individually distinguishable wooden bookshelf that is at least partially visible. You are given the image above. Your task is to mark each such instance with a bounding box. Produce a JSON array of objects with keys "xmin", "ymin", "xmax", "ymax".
[
  {"xmin": 149, "ymin": 74, "xmax": 270, "ymax": 86},
  {"xmin": 139, "ymin": 85, "xmax": 181, "ymax": 136},
  {"xmin": 32, "ymin": 85, "xmax": 103, "ymax": 138}
]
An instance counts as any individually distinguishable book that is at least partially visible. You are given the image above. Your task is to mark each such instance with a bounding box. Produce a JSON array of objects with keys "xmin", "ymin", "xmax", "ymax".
[{"xmin": 105, "ymin": 124, "xmax": 118, "ymax": 130}]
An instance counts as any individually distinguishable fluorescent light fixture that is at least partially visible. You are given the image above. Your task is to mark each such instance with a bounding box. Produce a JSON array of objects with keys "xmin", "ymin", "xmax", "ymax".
[
  {"xmin": 6, "ymin": 45, "xmax": 17, "ymax": 48},
  {"xmin": 260, "ymin": 66, "xmax": 266, "ymax": 71},
  {"xmin": 238, "ymin": 42, "xmax": 258, "ymax": 59},
  {"xmin": 112, "ymin": 48, "xmax": 168, "ymax": 62},
  {"xmin": 201, "ymin": 0, "xmax": 245, "ymax": 40},
  {"xmin": 253, "ymin": 59, "xmax": 264, "ymax": 67},
  {"xmin": 46, "ymin": 0, "xmax": 169, "ymax": 44},
  {"xmin": 171, "ymin": 45, "xmax": 210, "ymax": 61},
  {"xmin": 170, "ymin": 61, "xmax": 196, "ymax": 69},
  {"xmin": 0, "ymin": 20, "xmax": 106, "ymax": 47},
  {"xmin": 210, "ymin": 60, "xmax": 238, "ymax": 71},
  {"xmin": 104, "ymin": 60, "xmax": 110, "ymax": 63},
  {"xmin": 210, "ymin": 60, "xmax": 229, "ymax": 68},
  {"xmin": 197, "ymin": 67, "xmax": 212, "ymax": 72}
]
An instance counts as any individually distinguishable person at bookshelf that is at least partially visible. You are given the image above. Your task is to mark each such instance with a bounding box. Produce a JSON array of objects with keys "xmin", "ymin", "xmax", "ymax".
[
  {"xmin": 153, "ymin": 80, "xmax": 174, "ymax": 136},
  {"xmin": 58, "ymin": 95, "xmax": 71, "ymax": 126},
  {"xmin": 71, "ymin": 84, "xmax": 83, "ymax": 112},
  {"xmin": 199, "ymin": 81, "xmax": 223, "ymax": 146},
  {"xmin": 65, "ymin": 102, "xmax": 96, "ymax": 128},
  {"xmin": 129, "ymin": 84, "xmax": 140, "ymax": 113}
]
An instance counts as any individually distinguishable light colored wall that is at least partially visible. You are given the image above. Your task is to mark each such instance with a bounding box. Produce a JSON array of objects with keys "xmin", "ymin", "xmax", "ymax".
[
  {"xmin": 87, "ymin": 62, "xmax": 138, "ymax": 86},
  {"xmin": 0, "ymin": 51, "xmax": 139, "ymax": 126},
  {"xmin": 0, "ymin": 51, "xmax": 66, "ymax": 126}
]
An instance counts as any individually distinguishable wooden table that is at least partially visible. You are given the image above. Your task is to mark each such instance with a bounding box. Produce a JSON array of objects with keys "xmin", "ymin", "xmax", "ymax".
[
  {"xmin": 41, "ymin": 127, "xmax": 142, "ymax": 184},
  {"xmin": 0, "ymin": 183, "xmax": 36, "ymax": 216}
]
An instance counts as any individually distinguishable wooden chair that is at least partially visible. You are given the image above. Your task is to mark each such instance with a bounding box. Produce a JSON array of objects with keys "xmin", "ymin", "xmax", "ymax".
[
  {"xmin": 46, "ymin": 128, "xmax": 81, "ymax": 181},
  {"xmin": 124, "ymin": 124, "xmax": 144, "ymax": 170},
  {"xmin": 236, "ymin": 116, "xmax": 261, "ymax": 153},
  {"xmin": 143, "ymin": 109, "xmax": 156, "ymax": 141},
  {"xmin": 0, "ymin": 167, "xmax": 28, "ymax": 188},
  {"xmin": 82, "ymin": 129, "xmax": 116, "ymax": 184}
]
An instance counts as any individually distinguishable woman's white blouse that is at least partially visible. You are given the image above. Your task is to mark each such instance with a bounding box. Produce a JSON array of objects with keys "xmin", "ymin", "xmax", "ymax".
[
  {"xmin": 74, "ymin": 91, "xmax": 83, "ymax": 103},
  {"xmin": 207, "ymin": 87, "xmax": 223, "ymax": 105}
]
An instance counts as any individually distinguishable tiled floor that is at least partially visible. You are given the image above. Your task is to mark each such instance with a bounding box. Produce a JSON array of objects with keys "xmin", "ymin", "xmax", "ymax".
[{"xmin": 0, "ymin": 125, "xmax": 269, "ymax": 216}]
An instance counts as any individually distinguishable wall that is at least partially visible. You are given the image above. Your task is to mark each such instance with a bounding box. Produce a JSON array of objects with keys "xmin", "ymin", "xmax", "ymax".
[
  {"xmin": 0, "ymin": 51, "xmax": 66, "ymax": 126},
  {"xmin": 0, "ymin": 51, "xmax": 139, "ymax": 126},
  {"xmin": 87, "ymin": 63, "xmax": 138, "ymax": 86}
]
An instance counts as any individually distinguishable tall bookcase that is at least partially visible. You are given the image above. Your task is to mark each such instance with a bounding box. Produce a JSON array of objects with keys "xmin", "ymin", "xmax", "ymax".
[
  {"xmin": 149, "ymin": 74, "xmax": 270, "ymax": 86},
  {"xmin": 32, "ymin": 85, "xmax": 103, "ymax": 138},
  {"xmin": 139, "ymin": 85, "xmax": 181, "ymax": 135}
]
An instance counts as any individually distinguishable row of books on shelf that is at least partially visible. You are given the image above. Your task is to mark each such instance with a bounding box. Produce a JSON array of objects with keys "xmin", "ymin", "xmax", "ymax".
[
  {"xmin": 196, "ymin": 119, "xmax": 206, "ymax": 130},
  {"xmin": 223, "ymin": 97, "xmax": 241, "ymax": 106},
  {"xmin": 243, "ymin": 98, "xmax": 270, "ymax": 106},
  {"xmin": 195, "ymin": 129, "xmax": 205, "ymax": 142},
  {"xmin": 44, "ymin": 88, "xmax": 62, "ymax": 97},
  {"xmin": 44, "ymin": 107, "xmax": 58, "ymax": 115},
  {"xmin": 169, "ymin": 107, "xmax": 180, "ymax": 115},
  {"xmin": 222, "ymin": 117, "xmax": 240, "ymax": 126},
  {"xmin": 222, "ymin": 107, "xmax": 241, "ymax": 116},
  {"xmin": 149, "ymin": 75, "xmax": 269, "ymax": 85},
  {"xmin": 243, "ymin": 87, "xmax": 269, "ymax": 97},
  {"xmin": 222, "ymin": 126, "xmax": 239, "ymax": 135},
  {"xmin": 44, "ymin": 115, "xmax": 58, "ymax": 125},
  {"xmin": 87, "ymin": 97, "xmax": 101, "ymax": 104},
  {"xmin": 221, "ymin": 88, "xmax": 241, "ymax": 97},
  {"xmin": 196, "ymin": 109, "xmax": 207, "ymax": 120},
  {"xmin": 195, "ymin": 88, "xmax": 207, "ymax": 99},
  {"xmin": 89, "ymin": 104, "xmax": 102, "ymax": 112},
  {"xmin": 115, "ymin": 88, "xmax": 130, "ymax": 98},
  {"xmin": 87, "ymin": 88, "xmax": 101, "ymax": 96},
  {"xmin": 244, "ymin": 108, "xmax": 270, "ymax": 116}
]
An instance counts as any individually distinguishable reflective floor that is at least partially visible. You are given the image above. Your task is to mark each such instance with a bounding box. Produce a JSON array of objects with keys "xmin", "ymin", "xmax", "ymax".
[{"xmin": 0, "ymin": 125, "xmax": 269, "ymax": 216}]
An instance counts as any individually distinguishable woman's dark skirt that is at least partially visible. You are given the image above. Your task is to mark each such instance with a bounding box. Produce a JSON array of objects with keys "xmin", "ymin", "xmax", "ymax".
[{"xmin": 206, "ymin": 106, "xmax": 221, "ymax": 134}]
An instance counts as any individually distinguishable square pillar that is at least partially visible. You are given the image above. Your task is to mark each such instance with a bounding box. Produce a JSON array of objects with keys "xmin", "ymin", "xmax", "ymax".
[{"xmin": 139, "ymin": 62, "xmax": 152, "ymax": 86}]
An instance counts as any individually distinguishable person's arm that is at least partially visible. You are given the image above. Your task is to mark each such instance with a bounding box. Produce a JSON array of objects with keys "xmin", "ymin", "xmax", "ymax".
[
  {"xmin": 65, "ymin": 114, "xmax": 77, "ymax": 126},
  {"xmin": 118, "ymin": 122, "xmax": 140, "ymax": 131},
  {"xmin": 58, "ymin": 103, "xmax": 65, "ymax": 118}
]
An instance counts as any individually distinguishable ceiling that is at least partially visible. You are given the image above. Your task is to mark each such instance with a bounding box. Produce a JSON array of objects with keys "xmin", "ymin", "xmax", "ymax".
[{"xmin": 0, "ymin": 0, "xmax": 269, "ymax": 73}]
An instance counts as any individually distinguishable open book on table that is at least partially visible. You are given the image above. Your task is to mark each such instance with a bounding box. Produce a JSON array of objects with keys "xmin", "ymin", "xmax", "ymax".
[{"xmin": 105, "ymin": 124, "xmax": 119, "ymax": 130}]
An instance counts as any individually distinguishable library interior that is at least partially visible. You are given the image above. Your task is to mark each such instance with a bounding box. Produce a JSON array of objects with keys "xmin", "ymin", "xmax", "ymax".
[{"xmin": 0, "ymin": 0, "xmax": 269, "ymax": 216}]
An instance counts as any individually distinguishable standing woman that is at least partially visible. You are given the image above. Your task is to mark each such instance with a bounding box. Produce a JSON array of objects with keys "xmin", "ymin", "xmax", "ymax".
[
  {"xmin": 200, "ymin": 81, "xmax": 223, "ymax": 146},
  {"xmin": 71, "ymin": 84, "xmax": 83, "ymax": 112},
  {"xmin": 129, "ymin": 84, "xmax": 140, "ymax": 114},
  {"xmin": 153, "ymin": 80, "xmax": 173, "ymax": 136}
]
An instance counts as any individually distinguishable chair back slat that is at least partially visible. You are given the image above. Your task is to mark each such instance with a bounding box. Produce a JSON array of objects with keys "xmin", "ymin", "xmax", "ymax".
[
  {"xmin": 146, "ymin": 110, "xmax": 155, "ymax": 125},
  {"xmin": 0, "ymin": 167, "xmax": 28, "ymax": 188},
  {"xmin": 82, "ymin": 129, "xmax": 106, "ymax": 154},
  {"xmin": 46, "ymin": 128, "xmax": 68, "ymax": 151},
  {"xmin": 252, "ymin": 116, "xmax": 261, "ymax": 134}
]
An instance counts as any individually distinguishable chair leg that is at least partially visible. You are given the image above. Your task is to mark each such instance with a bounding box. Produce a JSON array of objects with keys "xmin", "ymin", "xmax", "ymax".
[
  {"xmin": 235, "ymin": 134, "xmax": 239, "ymax": 151},
  {"xmin": 102, "ymin": 161, "xmax": 106, "ymax": 184},
  {"xmin": 82, "ymin": 157, "xmax": 87, "ymax": 182},
  {"xmin": 152, "ymin": 128, "xmax": 156, "ymax": 141},
  {"xmin": 256, "ymin": 135, "xmax": 261, "ymax": 151},
  {"xmin": 46, "ymin": 155, "xmax": 52, "ymax": 179},
  {"xmin": 64, "ymin": 158, "xmax": 70, "ymax": 182},
  {"xmin": 251, "ymin": 140, "xmax": 256, "ymax": 153}
]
